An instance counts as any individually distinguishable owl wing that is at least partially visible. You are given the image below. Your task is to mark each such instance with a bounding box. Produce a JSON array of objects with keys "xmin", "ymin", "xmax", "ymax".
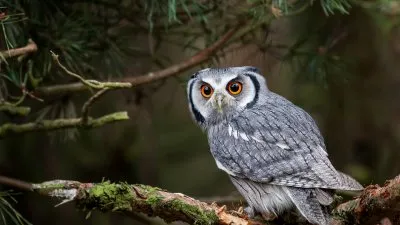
[{"xmin": 208, "ymin": 93, "xmax": 363, "ymax": 190}]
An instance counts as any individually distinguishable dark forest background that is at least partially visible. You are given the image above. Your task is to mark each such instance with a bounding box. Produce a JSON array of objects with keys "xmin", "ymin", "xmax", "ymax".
[{"xmin": 0, "ymin": 1, "xmax": 399, "ymax": 225}]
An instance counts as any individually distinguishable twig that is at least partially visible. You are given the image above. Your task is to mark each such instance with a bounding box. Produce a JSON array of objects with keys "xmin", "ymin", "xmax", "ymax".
[
  {"xmin": 48, "ymin": 53, "xmax": 131, "ymax": 127},
  {"xmin": 0, "ymin": 176, "xmax": 32, "ymax": 191},
  {"xmin": 0, "ymin": 111, "xmax": 129, "ymax": 139},
  {"xmin": 50, "ymin": 51, "xmax": 132, "ymax": 90},
  {"xmin": 36, "ymin": 26, "xmax": 240, "ymax": 96},
  {"xmin": 0, "ymin": 103, "xmax": 30, "ymax": 116},
  {"xmin": 0, "ymin": 39, "xmax": 38, "ymax": 61},
  {"xmin": 81, "ymin": 88, "xmax": 110, "ymax": 125}
]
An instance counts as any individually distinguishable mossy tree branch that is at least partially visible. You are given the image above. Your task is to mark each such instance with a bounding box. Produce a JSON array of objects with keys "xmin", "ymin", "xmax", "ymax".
[
  {"xmin": 1, "ymin": 175, "xmax": 400, "ymax": 225},
  {"xmin": 332, "ymin": 175, "xmax": 400, "ymax": 225},
  {"xmin": 31, "ymin": 180, "xmax": 257, "ymax": 225},
  {"xmin": 0, "ymin": 112, "xmax": 129, "ymax": 139},
  {"xmin": 0, "ymin": 103, "xmax": 30, "ymax": 116}
]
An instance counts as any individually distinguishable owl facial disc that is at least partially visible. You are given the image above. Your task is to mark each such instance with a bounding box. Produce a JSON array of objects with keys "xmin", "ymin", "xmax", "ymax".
[{"xmin": 187, "ymin": 66, "xmax": 267, "ymax": 126}]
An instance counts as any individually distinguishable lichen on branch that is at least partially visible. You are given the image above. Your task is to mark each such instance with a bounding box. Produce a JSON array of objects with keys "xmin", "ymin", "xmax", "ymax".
[
  {"xmin": 0, "ymin": 103, "xmax": 31, "ymax": 116},
  {"xmin": 0, "ymin": 112, "xmax": 129, "ymax": 139}
]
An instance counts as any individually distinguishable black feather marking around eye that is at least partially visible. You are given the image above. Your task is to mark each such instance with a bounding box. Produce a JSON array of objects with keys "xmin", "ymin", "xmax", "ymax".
[
  {"xmin": 189, "ymin": 81, "xmax": 205, "ymax": 124},
  {"xmin": 244, "ymin": 73, "xmax": 260, "ymax": 109}
]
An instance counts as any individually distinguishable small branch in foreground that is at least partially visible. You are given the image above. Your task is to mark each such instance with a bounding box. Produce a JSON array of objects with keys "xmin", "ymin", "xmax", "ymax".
[
  {"xmin": 0, "ymin": 39, "xmax": 38, "ymax": 61},
  {"xmin": 0, "ymin": 111, "xmax": 129, "ymax": 139},
  {"xmin": 36, "ymin": 26, "xmax": 240, "ymax": 96}
]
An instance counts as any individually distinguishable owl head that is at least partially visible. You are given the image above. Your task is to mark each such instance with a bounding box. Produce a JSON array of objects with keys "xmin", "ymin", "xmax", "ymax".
[{"xmin": 187, "ymin": 66, "xmax": 268, "ymax": 128}]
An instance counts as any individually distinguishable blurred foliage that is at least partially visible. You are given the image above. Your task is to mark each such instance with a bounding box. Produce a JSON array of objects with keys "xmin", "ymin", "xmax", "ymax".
[{"xmin": 0, "ymin": 192, "xmax": 30, "ymax": 225}]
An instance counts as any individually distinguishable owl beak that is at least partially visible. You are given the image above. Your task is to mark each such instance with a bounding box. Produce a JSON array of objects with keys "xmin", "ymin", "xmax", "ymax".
[{"xmin": 214, "ymin": 94, "xmax": 226, "ymax": 113}]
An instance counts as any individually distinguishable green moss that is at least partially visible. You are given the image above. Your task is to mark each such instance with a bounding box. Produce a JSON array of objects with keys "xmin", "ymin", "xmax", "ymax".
[
  {"xmin": 138, "ymin": 185, "xmax": 165, "ymax": 206},
  {"xmin": 168, "ymin": 199, "xmax": 219, "ymax": 225},
  {"xmin": 146, "ymin": 194, "xmax": 164, "ymax": 206},
  {"xmin": 83, "ymin": 181, "xmax": 134, "ymax": 211},
  {"xmin": 136, "ymin": 184, "xmax": 218, "ymax": 225},
  {"xmin": 77, "ymin": 182, "xmax": 219, "ymax": 225}
]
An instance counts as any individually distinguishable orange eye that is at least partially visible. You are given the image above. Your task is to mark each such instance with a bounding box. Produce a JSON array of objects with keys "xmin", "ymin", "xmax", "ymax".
[
  {"xmin": 200, "ymin": 84, "xmax": 213, "ymax": 98},
  {"xmin": 227, "ymin": 81, "xmax": 242, "ymax": 95}
]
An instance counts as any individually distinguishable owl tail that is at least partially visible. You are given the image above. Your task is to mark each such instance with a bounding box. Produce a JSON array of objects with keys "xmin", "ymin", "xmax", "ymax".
[
  {"xmin": 283, "ymin": 187, "xmax": 331, "ymax": 225},
  {"xmin": 337, "ymin": 171, "xmax": 364, "ymax": 191}
]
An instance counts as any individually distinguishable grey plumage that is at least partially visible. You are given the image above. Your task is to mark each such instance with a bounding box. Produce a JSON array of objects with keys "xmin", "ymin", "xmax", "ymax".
[{"xmin": 186, "ymin": 66, "xmax": 363, "ymax": 225}]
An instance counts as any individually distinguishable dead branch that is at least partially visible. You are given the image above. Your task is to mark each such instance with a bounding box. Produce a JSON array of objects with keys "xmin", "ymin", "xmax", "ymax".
[
  {"xmin": 0, "ymin": 175, "xmax": 398, "ymax": 225},
  {"xmin": 36, "ymin": 26, "xmax": 240, "ymax": 96},
  {"xmin": 0, "ymin": 111, "xmax": 129, "ymax": 139},
  {"xmin": 0, "ymin": 39, "xmax": 38, "ymax": 61},
  {"xmin": 81, "ymin": 88, "xmax": 110, "ymax": 125}
]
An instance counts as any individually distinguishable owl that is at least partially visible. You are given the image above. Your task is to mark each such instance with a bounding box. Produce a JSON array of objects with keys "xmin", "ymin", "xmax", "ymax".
[{"xmin": 186, "ymin": 66, "xmax": 363, "ymax": 225}]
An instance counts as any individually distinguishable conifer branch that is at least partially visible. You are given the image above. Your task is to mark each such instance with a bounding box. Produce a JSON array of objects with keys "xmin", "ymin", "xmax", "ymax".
[{"xmin": 36, "ymin": 26, "xmax": 240, "ymax": 96}]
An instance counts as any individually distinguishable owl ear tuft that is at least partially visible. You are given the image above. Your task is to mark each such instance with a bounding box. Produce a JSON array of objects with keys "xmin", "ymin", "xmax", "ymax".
[
  {"xmin": 190, "ymin": 68, "xmax": 211, "ymax": 79},
  {"xmin": 242, "ymin": 66, "xmax": 261, "ymax": 74},
  {"xmin": 190, "ymin": 72, "xmax": 199, "ymax": 79}
]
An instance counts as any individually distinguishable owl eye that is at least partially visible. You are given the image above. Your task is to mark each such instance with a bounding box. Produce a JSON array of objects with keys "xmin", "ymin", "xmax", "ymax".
[
  {"xmin": 200, "ymin": 84, "xmax": 213, "ymax": 98},
  {"xmin": 227, "ymin": 81, "xmax": 243, "ymax": 95}
]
